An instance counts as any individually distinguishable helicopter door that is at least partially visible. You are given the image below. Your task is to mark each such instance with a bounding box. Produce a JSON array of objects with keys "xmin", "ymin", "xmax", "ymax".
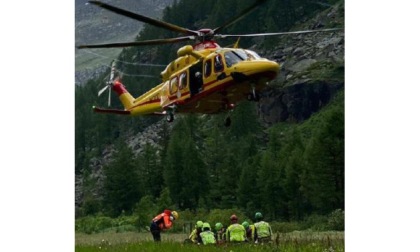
[{"xmin": 189, "ymin": 62, "xmax": 203, "ymax": 97}]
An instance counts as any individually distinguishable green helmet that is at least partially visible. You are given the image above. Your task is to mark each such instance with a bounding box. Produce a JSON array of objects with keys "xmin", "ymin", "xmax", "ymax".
[
  {"xmin": 202, "ymin": 222, "xmax": 211, "ymax": 229},
  {"xmin": 196, "ymin": 220, "xmax": 204, "ymax": 228},
  {"xmin": 215, "ymin": 222, "xmax": 223, "ymax": 231},
  {"xmin": 242, "ymin": 221, "xmax": 250, "ymax": 229},
  {"xmin": 255, "ymin": 212, "xmax": 263, "ymax": 220}
]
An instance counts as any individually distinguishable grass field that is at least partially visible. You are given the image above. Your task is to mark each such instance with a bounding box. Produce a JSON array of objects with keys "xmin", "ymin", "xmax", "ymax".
[{"xmin": 75, "ymin": 231, "xmax": 344, "ymax": 252}]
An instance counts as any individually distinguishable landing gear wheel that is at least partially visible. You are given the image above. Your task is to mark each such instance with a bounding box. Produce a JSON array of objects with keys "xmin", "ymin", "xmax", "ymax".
[
  {"xmin": 166, "ymin": 113, "xmax": 174, "ymax": 123},
  {"xmin": 224, "ymin": 116, "xmax": 231, "ymax": 127},
  {"xmin": 247, "ymin": 92, "xmax": 260, "ymax": 102},
  {"xmin": 247, "ymin": 93, "xmax": 253, "ymax": 101}
]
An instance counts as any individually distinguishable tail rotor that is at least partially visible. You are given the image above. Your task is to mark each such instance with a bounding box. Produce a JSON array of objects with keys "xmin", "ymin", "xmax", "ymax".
[{"xmin": 98, "ymin": 60, "xmax": 118, "ymax": 107}]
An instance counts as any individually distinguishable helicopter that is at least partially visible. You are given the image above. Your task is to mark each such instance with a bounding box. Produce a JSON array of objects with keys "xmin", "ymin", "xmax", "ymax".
[{"xmin": 77, "ymin": 0, "xmax": 342, "ymax": 125}]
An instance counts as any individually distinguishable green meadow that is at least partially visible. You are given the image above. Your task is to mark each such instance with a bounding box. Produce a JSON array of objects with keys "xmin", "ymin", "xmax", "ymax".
[{"xmin": 75, "ymin": 231, "xmax": 344, "ymax": 252}]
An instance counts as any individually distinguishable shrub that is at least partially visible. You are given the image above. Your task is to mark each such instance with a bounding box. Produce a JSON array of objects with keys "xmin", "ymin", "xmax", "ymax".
[
  {"xmin": 132, "ymin": 195, "xmax": 158, "ymax": 231},
  {"xmin": 75, "ymin": 215, "xmax": 113, "ymax": 234},
  {"xmin": 302, "ymin": 214, "xmax": 329, "ymax": 231},
  {"xmin": 271, "ymin": 221, "xmax": 302, "ymax": 233},
  {"xmin": 327, "ymin": 209, "xmax": 344, "ymax": 230},
  {"xmin": 76, "ymin": 215, "xmax": 137, "ymax": 234}
]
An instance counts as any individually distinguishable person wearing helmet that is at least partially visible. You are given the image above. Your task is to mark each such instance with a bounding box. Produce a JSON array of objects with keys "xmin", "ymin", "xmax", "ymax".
[
  {"xmin": 199, "ymin": 222, "xmax": 216, "ymax": 245},
  {"xmin": 214, "ymin": 222, "xmax": 226, "ymax": 244},
  {"xmin": 226, "ymin": 214, "xmax": 246, "ymax": 242},
  {"xmin": 150, "ymin": 209, "xmax": 179, "ymax": 242},
  {"xmin": 254, "ymin": 212, "xmax": 272, "ymax": 243},
  {"xmin": 242, "ymin": 221, "xmax": 255, "ymax": 242},
  {"xmin": 189, "ymin": 220, "xmax": 204, "ymax": 244}
]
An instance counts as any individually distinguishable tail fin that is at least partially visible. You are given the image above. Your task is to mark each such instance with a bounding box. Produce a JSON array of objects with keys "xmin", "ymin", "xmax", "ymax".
[{"xmin": 112, "ymin": 80, "xmax": 135, "ymax": 110}]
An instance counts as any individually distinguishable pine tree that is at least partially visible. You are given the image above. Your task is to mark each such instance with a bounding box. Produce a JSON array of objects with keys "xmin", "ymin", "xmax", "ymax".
[
  {"xmin": 237, "ymin": 153, "xmax": 261, "ymax": 216},
  {"xmin": 163, "ymin": 115, "xmax": 209, "ymax": 210},
  {"xmin": 137, "ymin": 143, "xmax": 163, "ymax": 198},
  {"xmin": 301, "ymin": 101, "xmax": 344, "ymax": 214},
  {"xmin": 103, "ymin": 142, "xmax": 141, "ymax": 217}
]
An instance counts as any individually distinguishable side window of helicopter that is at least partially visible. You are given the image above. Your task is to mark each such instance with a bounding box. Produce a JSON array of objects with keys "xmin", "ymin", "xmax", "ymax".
[
  {"xmin": 214, "ymin": 54, "xmax": 224, "ymax": 72},
  {"xmin": 170, "ymin": 76, "xmax": 178, "ymax": 95},
  {"xmin": 204, "ymin": 59, "xmax": 212, "ymax": 78},
  {"xmin": 179, "ymin": 71, "xmax": 187, "ymax": 90}
]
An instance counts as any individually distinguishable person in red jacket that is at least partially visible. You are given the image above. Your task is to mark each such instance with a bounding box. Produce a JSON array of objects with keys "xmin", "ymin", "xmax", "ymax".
[{"xmin": 150, "ymin": 209, "xmax": 179, "ymax": 242}]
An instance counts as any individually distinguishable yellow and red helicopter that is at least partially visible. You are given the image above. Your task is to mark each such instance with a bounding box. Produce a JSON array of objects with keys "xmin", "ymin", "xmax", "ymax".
[{"xmin": 77, "ymin": 0, "xmax": 342, "ymax": 125}]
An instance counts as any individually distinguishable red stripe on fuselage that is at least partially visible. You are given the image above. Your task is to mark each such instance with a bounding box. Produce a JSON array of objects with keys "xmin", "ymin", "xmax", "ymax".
[
  {"xmin": 166, "ymin": 70, "xmax": 277, "ymax": 108},
  {"xmin": 129, "ymin": 70, "xmax": 277, "ymax": 112}
]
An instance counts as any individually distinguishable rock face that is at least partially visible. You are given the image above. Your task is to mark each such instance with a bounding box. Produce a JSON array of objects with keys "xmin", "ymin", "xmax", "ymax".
[
  {"xmin": 75, "ymin": 120, "xmax": 172, "ymax": 210},
  {"xmin": 258, "ymin": 81, "xmax": 343, "ymax": 124},
  {"xmin": 257, "ymin": 2, "xmax": 345, "ymax": 125}
]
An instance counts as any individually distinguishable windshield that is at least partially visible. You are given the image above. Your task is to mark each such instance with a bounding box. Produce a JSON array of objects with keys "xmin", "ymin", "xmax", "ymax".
[
  {"xmin": 233, "ymin": 49, "xmax": 248, "ymax": 61},
  {"xmin": 224, "ymin": 50, "xmax": 245, "ymax": 67},
  {"xmin": 245, "ymin": 50, "xmax": 262, "ymax": 60},
  {"xmin": 224, "ymin": 49, "xmax": 263, "ymax": 67}
]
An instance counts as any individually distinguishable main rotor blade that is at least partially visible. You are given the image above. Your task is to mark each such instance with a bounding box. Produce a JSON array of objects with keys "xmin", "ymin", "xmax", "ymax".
[
  {"xmin": 215, "ymin": 28, "xmax": 343, "ymax": 38},
  {"xmin": 77, "ymin": 36, "xmax": 194, "ymax": 49},
  {"xmin": 88, "ymin": 1, "xmax": 199, "ymax": 36},
  {"xmin": 212, "ymin": 0, "xmax": 268, "ymax": 34}
]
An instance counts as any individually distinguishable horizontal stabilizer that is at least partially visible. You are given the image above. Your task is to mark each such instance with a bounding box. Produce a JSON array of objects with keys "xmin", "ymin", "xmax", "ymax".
[{"xmin": 93, "ymin": 106, "xmax": 131, "ymax": 115}]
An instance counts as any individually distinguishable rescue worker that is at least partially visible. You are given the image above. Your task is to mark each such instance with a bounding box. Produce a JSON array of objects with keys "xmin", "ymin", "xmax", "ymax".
[
  {"xmin": 242, "ymin": 221, "xmax": 255, "ymax": 242},
  {"xmin": 199, "ymin": 222, "xmax": 216, "ymax": 245},
  {"xmin": 214, "ymin": 222, "xmax": 226, "ymax": 244},
  {"xmin": 226, "ymin": 214, "xmax": 246, "ymax": 243},
  {"xmin": 189, "ymin": 220, "xmax": 204, "ymax": 244},
  {"xmin": 253, "ymin": 212, "xmax": 273, "ymax": 243},
  {"xmin": 150, "ymin": 209, "xmax": 178, "ymax": 242}
]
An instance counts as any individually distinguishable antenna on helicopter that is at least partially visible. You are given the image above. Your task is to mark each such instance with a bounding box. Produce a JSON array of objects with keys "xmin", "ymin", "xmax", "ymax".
[{"xmin": 98, "ymin": 60, "xmax": 117, "ymax": 107}]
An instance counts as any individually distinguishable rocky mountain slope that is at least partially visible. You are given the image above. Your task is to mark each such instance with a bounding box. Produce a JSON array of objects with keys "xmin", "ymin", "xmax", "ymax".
[
  {"xmin": 258, "ymin": 2, "xmax": 344, "ymax": 125},
  {"xmin": 75, "ymin": 0, "xmax": 174, "ymax": 84}
]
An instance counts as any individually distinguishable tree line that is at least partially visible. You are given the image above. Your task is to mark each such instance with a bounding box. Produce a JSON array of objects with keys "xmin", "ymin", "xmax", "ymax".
[{"xmin": 77, "ymin": 91, "xmax": 343, "ymax": 221}]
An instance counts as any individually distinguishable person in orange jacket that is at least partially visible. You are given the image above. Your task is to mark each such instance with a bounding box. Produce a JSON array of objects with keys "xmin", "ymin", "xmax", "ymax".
[{"xmin": 150, "ymin": 209, "xmax": 179, "ymax": 242}]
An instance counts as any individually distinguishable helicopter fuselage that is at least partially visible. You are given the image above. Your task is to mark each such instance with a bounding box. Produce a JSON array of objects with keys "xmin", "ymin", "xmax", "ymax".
[
  {"xmin": 83, "ymin": 0, "xmax": 341, "ymax": 122},
  {"xmin": 103, "ymin": 45, "xmax": 279, "ymax": 118}
]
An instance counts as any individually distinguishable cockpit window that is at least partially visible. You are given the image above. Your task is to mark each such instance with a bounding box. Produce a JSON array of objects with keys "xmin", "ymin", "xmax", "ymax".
[
  {"xmin": 245, "ymin": 50, "xmax": 262, "ymax": 59},
  {"xmin": 234, "ymin": 50, "xmax": 248, "ymax": 61},
  {"xmin": 224, "ymin": 51, "xmax": 244, "ymax": 67},
  {"xmin": 224, "ymin": 49, "xmax": 263, "ymax": 67}
]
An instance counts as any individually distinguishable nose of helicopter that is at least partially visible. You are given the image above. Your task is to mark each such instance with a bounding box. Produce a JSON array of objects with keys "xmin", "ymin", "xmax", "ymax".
[{"xmin": 230, "ymin": 60, "xmax": 280, "ymax": 81}]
